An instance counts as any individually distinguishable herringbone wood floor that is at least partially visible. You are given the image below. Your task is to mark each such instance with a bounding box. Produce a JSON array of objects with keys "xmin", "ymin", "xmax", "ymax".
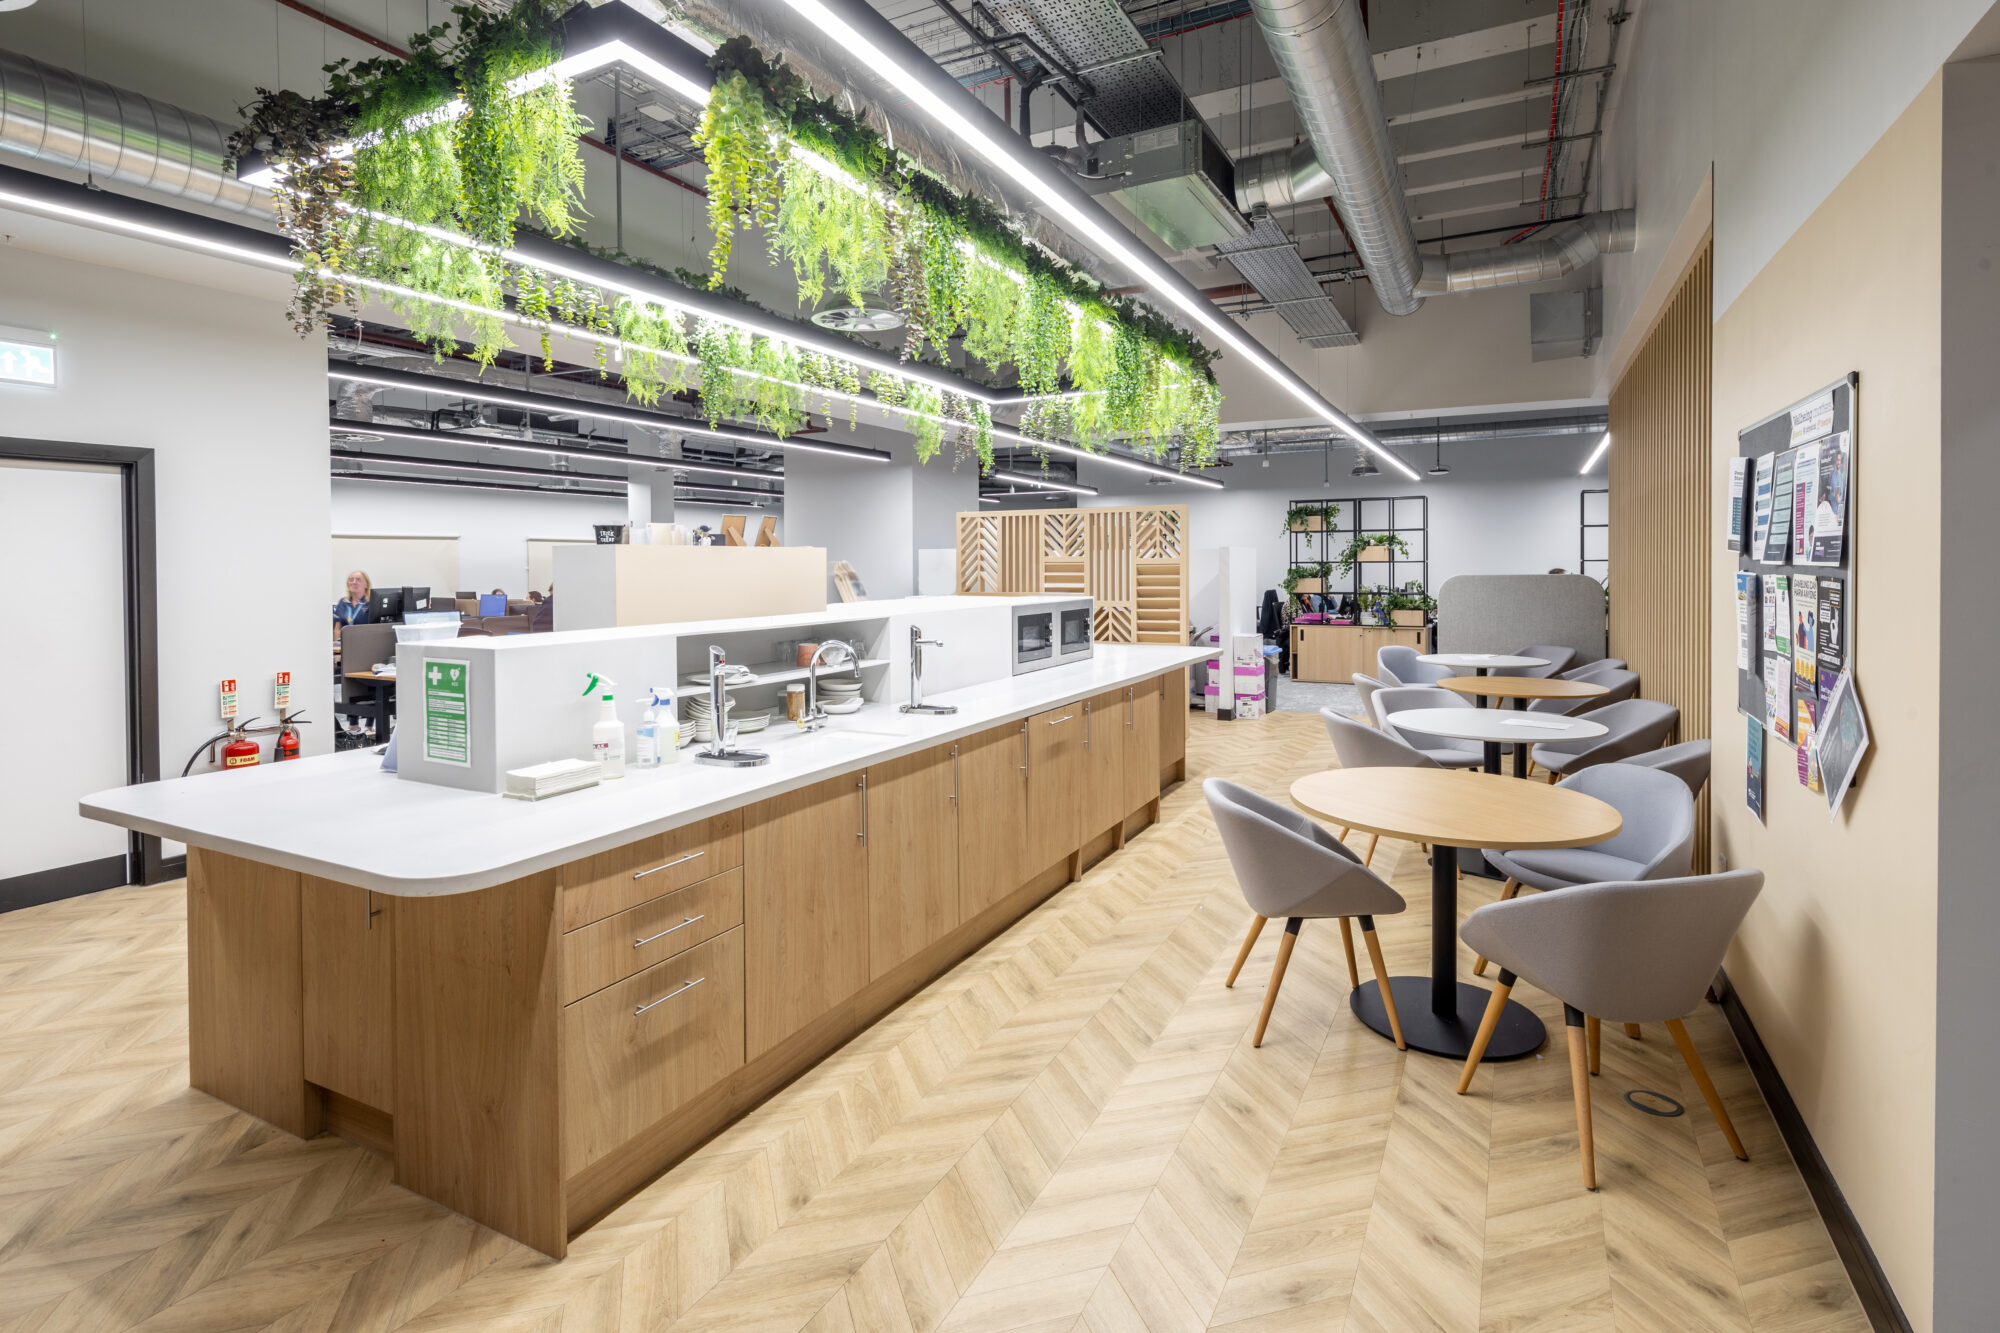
[{"xmin": 0, "ymin": 711, "xmax": 1868, "ymax": 1331}]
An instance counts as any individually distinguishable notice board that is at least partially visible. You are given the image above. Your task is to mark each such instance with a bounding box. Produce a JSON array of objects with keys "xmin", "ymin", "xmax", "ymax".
[{"xmin": 1732, "ymin": 374, "xmax": 1857, "ymax": 774}]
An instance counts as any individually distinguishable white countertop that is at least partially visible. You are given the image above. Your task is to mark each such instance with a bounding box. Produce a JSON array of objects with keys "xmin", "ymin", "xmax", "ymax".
[{"xmin": 83, "ymin": 643, "xmax": 1206, "ymax": 898}]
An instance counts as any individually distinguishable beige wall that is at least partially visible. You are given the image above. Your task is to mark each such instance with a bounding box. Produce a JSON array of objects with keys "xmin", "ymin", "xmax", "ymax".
[{"xmin": 1709, "ymin": 77, "xmax": 1942, "ymax": 1331}]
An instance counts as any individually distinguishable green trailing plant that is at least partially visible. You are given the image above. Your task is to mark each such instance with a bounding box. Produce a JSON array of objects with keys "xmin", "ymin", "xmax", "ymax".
[
  {"xmin": 1335, "ymin": 532, "xmax": 1411, "ymax": 574},
  {"xmin": 225, "ymin": 86, "xmax": 357, "ymax": 332},
  {"xmin": 1282, "ymin": 501, "xmax": 1341, "ymax": 535}
]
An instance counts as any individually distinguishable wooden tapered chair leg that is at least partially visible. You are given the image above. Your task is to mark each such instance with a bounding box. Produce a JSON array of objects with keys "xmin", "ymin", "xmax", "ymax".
[
  {"xmin": 1667, "ymin": 1018, "xmax": 1749, "ymax": 1161},
  {"xmin": 1337, "ymin": 918, "xmax": 1360, "ymax": 988},
  {"xmin": 1457, "ymin": 970, "xmax": 1513, "ymax": 1094},
  {"xmin": 1546, "ymin": 769, "xmax": 1559, "ymax": 785},
  {"xmin": 1358, "ymin": 915, "xmax": 1405, "ymax": 1050},
  {"xmin": 1363, "ymin": 832, "xmax": 1380, "ymax": 867},
  {"xmin": 1565, "ymin": 1005, "xmax": 1597, "ymax": 1190},
  {"xmin": 1624, "ymin": 1023, "xmax": 1643, "ymax": 1041},
  {"xmin": 1587, "ymin": 1015, "xmax": 1602, "ymax": 1076},
  {"xmin": 1225, "ymin": 915, "xmax": 1267, "ymax": 988},
  {"xmin": 1338, "ymin": 825, "xmax": 1351, "ymax": 840},
  {"xmin": 1252, "ymin": 918, "xmax": 1301, "ymax": 1048},
  {"xmin": 1472, "ymin": 878, "xmax": 1523, "ymax": 976}
]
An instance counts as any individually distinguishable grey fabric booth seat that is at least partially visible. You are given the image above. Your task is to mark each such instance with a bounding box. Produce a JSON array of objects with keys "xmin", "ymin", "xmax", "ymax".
[
  {"xmin": 1456, "ymin": 869, "xmax": 1765, "ymax": 1190},
  {"xmin": 1562, "ymin": 658, "xmax": 1625, "ymax": 679},
  {"xmin": 1371, "ymin": 685, "xmax": 1486, "ymax": 769},
  {"xmin": 1619, "ymin": 739, "xmax": 1712, "ymax": 798},
  {"xmin": 1494, "ymin": 644, "xmax": 1577, "ymax": 678},
  {"xmin": 1528, "ymin": 698, "xmax": 1678, "ymax": 779},
  {"xmin": 1376, "ymin": 645, "xmax": 1452, "ymax": 686},
  {"xmin": 1351, "ymin": 672, "xmax": 1390, "ymax": 726},
  {"xmin": 1205, "ymin": 779, "xmax": 1409, "ymax": 1049},
  {"xmin": 1526, "ymin": 666, "xmax": 1640, "ymax": 716},
  {"xmin": 1473, "ymin": 763, "xmax": 1696, "ymax": 976}
]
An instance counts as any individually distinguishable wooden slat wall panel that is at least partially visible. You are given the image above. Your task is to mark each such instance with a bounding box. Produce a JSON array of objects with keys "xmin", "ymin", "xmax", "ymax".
[
  {"xmin": 1609, "ymin": 239, "xmax": 1714, "ymax": 870},
  {"xmin": 954, "ymin": 505, "xmax": 1189, "ymax": 644}
]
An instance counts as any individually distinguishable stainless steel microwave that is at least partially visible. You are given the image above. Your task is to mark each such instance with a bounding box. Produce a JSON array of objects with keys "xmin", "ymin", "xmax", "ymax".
[{"xmin": 1012, "ymin": 598, "xmax": 1094, "ymax": 675}]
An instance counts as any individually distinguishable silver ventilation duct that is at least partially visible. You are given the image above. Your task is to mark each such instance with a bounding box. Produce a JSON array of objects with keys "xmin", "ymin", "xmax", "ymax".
[
  {"xmin": 1222, "ymin": 413, "xmax": 1610, "ymax": 455},
  {"xmin": 1417, "ymin": 210, "xmax": 1635, "ymax": 295},
  {"xmin": 1245, "ymin": 0, "xmax": 1424, "ymax": 316},
  {"xmin": 0, "ymin": 49, "xmax": 270, "ymax": 217}
]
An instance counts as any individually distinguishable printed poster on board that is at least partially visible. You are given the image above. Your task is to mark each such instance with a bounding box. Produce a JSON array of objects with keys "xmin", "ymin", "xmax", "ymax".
[
  {"xmin": 1763, "ymin": 449, "xmax": 1795, "ymax": 565},
  {"xmin": 1735, "ymin": 572, "xmax": 1759, "ymax": 671},
  {"xmin": 1789, "ymin": 389, "xmax": 1835, "ymax": 445},
  {"xmin": 1791, "ymin": 441, "xmax": 1819, "ymax": 563},
  {"xmin": 1761, "ymin": 576, "xmax": 1779, "ymax": 655},
  {"xmin": 1728, "ymin": 458, "xmax": 1750, "ymax": 553},
  {"xmin": 1792, "ymin": 574, "xmax": 1818, "ymax": 684},
  {"xmin": 1811, "ymin": 432, "xmax": 1850, "ymax": 565},
  {"xmin": 1795, "ymin": 698, "xmax": 1822, "ymax": 792},
  {"xmin": 1746, "ymin": 716, "xmax": 1765, "ymax": 821},
  {"xmin": 1815, "ymin": 578, "xmax": 1846, "ymax": 697},
  {"xmin": 1771, "ymin": 575, "xmax": 1791, "ymax": 659},
  {"xmin": 1750, "ymin": 453, "xmax": 1776, "ymax": 562}
]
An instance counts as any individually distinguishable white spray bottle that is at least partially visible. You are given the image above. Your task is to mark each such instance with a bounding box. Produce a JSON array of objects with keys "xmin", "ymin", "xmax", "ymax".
[{"xmin": 583, "ymin": 673, "xmax": 625, "ymax": 778}]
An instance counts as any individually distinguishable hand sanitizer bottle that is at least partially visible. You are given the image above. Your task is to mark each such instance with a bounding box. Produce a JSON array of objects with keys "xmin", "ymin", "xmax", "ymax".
[
  {"xmin": 583, "ymin": 673, "xmax": 625, "ymax": 778},
  {"xmin": 635, "ymin": 693, "xmax": 660, "ymax": 769}
]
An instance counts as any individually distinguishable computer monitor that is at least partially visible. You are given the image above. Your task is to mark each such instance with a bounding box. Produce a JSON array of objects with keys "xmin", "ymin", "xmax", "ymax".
[
  {"xmin": 367, "ymin": 588, "xmax": 404, "ymax": 622},
  {"xmin": 403, "ymin": 586, "xmax": 431, "ymax": 614}
]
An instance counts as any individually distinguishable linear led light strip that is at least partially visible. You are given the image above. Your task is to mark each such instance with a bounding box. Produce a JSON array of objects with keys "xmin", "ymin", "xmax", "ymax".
[
  {"xmin": 988, "ymin": 470, "xmax": 1097, "ymax": 496},
  {"xmin": 330, "ymin": 447, "xmax": 782, "ymax": 497},
  {"xmin": 779, "ymin": 0, "xmax": 1419, "ymax": 483},
  {"xmin": 335, "ymin": 471, "xmax": 780, "ymax": 504},
  {"xmin": 1580, "ymin": 431, "xmax": 1611, "ymax": 474},
  {"xmin": 988, "ymin": 423, "xmax": 1223, "ymax": 489},
  {"xmin": 326, "ymin": 366, "xmax": 887, "ymax": 463},
  {"xmin": 333, "ymin": 418, "xmax": 780, "ymax": 482}
]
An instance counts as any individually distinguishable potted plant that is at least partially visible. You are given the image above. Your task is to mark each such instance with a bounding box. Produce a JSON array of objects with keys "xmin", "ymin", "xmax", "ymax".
[
  {"xmin": 1336, "ymin": 532, "xmax": 1410, "ymax": 574},
  {"xmin": 1282, "ymin": 501, "xmax": 1340, "ymax": 534},
  {"xmin": 1283, "ymin": 564, "xmax": 1323, "ymax": 597},
  {"xmin": 1383, "ymin": 589, "xmax": 1435, "ymax": 627}
]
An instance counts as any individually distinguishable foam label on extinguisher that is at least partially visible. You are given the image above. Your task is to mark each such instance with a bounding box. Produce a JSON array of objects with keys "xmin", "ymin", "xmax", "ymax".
[
  {"xmin": 219, "ymin": 679, "xmax": 238, "ymax": 721},
  {"xmin": 274, "ymin": 671, "xmax": 291, "ymax": 712}
]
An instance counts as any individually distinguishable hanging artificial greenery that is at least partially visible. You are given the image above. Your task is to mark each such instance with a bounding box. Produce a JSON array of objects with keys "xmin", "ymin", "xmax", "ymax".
[
  {"xmin": 692, "ymin": 36, "xmax": 1223, "ymax": 469},
  {"xmin": 225, "ymin": 87, "xmax": 358, "ymax": 333}
]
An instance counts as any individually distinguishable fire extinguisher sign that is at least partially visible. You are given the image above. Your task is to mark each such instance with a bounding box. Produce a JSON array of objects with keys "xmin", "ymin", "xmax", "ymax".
[
  {"xmin": 219, "ymin": 679, "xmax": 238, "ymax": 721},
  {"xmin": 274, "ymin": 671, "xmax": 292, "ymax": 712},
  {"xmin": 424, "ymin": 658, "xmax": 472, "ymax": 767}
]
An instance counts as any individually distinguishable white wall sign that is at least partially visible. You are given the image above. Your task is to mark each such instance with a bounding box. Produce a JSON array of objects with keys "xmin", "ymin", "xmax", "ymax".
[{"xmin": 0, "ymin": 327, "xmax": 56, "ymax": 387}]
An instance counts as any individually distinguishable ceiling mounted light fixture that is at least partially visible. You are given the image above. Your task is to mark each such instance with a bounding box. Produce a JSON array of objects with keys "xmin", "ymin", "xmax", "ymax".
[
  {"xmin": 988, "ymin": 470, "xmax": 1099, "ymax": 496},
  {"xmin": 776, "ymin": 0, "xmax": 1420, "ymax": 482},
  {"xmin": 1428, "ymin": 431, "xmax": 1450, "ymax": 476},
  {"xmin": 326, "ymin": 416, "xmax": 781, "ymax": 482},
  {"xmin": 986, "ymin": 423, "xmax": 1223, "ymax": 489},
  {"xmin": 1580, "ymin": 431, "xmax": 1612, "ymax": 474}
]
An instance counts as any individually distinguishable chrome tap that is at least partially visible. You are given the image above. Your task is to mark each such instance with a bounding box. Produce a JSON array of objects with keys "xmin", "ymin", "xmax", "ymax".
[
  {"xmin": 900, "ymin": 624, "xmax": 957, "ymax": 715},
  {"xmin": 694, "ymin": 645, "xmax": 768, "ymax": 767},
  {"xmin": 801, "ymin": 639, "xmax": 857, "ymax": 730}
]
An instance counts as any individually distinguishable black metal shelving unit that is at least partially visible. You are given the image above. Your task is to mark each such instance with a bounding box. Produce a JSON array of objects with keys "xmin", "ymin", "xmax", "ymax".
[
  {"xmin": 1579, "ymin": 487, "xmax": 1609, "ymax": 583},
  {"xmin": 1287, "ymin": 493, "xmax": 1431, "ymax": 604}
]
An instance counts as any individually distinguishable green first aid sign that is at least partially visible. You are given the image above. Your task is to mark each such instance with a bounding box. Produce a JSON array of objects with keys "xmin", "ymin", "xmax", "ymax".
[{"xmin": 424, "ymin": 658, "xmax": 471, "ymax": 767}]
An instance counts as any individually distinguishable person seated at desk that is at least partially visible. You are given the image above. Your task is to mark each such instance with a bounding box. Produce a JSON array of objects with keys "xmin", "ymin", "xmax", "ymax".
[{"xmin": 333, "ymin": 569, "xmax": 372, "ymax": 639}]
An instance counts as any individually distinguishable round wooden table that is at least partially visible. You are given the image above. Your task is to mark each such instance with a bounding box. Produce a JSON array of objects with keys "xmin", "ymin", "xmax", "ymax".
[
  {"xmin": 1291, "ymin": 767, "xmax": 1622, "ymax": 1060},
  {"xmin": 1436, "ymin": 676, "xmax": 1609, "ymax": 776},
  {"xmin": 1418, "ymin": 653, "xmax": 1548, "ymax": 707}
]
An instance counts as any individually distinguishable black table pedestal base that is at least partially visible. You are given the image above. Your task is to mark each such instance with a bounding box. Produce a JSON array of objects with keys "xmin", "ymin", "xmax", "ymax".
[{"xmin": 1349, "ymin": 978, "xmax": 1546, "ymax": 1059}]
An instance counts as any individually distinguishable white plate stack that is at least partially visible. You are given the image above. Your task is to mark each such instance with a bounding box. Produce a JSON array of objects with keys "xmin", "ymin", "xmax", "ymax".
[
  {"xmin": 683, "ymin": 695, "xmax": 737, "ymax": 743},
  {"xmin": 816, "ymin": 678, "xmax": 863, "ymax": 715}
]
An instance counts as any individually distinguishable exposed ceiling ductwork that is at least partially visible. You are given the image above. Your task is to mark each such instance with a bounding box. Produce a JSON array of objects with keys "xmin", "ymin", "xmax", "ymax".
[
  {"xmin": 0, "ymin": 49, "xmax": 269, "ymax": 217},
  {"xmin": 1417, "ymin": 210, "xmax": 1636, "ymax": 295},
  {"xmin": 1222, "ymin": 412, "xmax": 1610, "ymax": 455},
  {"xmin": 1244, "ymin": 0, "xmax": 1425, "ymax": 316}
]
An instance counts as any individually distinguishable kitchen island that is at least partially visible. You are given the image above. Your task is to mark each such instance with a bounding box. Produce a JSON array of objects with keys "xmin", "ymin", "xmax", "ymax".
[{"xmin": 83, "ymin": 643, "xmax": 1203, "ymax": 1256}]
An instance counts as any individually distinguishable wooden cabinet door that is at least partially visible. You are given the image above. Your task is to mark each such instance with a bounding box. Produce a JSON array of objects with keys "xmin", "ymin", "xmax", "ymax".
[
  {"xmin": 1081, "ymin": 689, "xmax": 1126, "ymax": 840},
  {"xmin": 1124, "ymin": 678, "xmax": 1162, "ymax": 815},
  {"xmin": 301, "ymin": 876, "xmax": 394, "ymax": 1112},
  {"xmin": 867, "ymin": 743, "xmax": 960, "ymax": 980},
  {"xmin": 958, "ymin": 721, "xmax": 1027, "ymax": 920},
  {"xmin": 1159, "ymin": 670, "xmax": 1187, "ymax": 781},
  {"xmin": 744, "ymin": 771, "xmax": 869, "ymax": 1058},
  {"xmin": 1025, "ymin": 704, "xmax": 1084, "ymax": 877}
]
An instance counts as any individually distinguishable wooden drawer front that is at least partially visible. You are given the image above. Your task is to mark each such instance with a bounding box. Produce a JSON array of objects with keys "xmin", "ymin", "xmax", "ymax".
[
  {"xmin": 562, "ymin": 868, "xmax": 742, "ymax": 1005},
  {"xmin": 563, "ymin": 808, "xmax": 742, "ymax": 932},
  {"xmin": 564, "ymin": 927, "xmax": 745, "ymax": 1176}
]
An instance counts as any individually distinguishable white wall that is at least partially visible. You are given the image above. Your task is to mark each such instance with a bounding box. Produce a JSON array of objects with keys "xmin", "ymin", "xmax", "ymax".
[
  {"xmin": 783, "ymin": 422, "xmax": 980, "ymax": 602},
  {"xmin": 1080, "ymin": 435, "xmax": 1606, "ymax": 614},
  {"xmin": 0, "ymin": 240, "xmax": 330, "ymax": 770}
]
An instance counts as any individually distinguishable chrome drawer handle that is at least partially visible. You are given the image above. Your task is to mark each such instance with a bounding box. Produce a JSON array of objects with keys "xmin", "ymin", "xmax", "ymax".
[
  {"xmin": 633, "ymin": 850, "xmax": 703, "ymax": 880},
  {"xmin": 1046, "ymin": 714, "xmax": 1073, "ymax": 725},
  {"xmin": 634, "ymin": 975, "xmax": 704, "ymax": 1015},
  {"xmin": 633, "ymin": 914, "xmax": 704, "ymax": 948}
]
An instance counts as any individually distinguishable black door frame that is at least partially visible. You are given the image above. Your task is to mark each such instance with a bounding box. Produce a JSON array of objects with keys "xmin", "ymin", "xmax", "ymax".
[{"xmin": 0, "ymin": 435, "xmax": 174, "ymax": 909}]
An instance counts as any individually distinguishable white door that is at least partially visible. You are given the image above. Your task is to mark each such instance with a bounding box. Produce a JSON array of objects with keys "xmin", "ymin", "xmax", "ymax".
[{"xmin": 0, "ymin": 459, "xmax": 131, "ymax": 882}]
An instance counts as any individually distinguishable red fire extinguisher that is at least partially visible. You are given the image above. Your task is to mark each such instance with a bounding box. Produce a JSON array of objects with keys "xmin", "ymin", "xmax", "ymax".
[
  {"xmin": 275, "ymin": 710, "xmax": 309, "ymax": 761},
  {"xmin": 221, "ymin": 721, "xmax": 262, "ymax": 769}
]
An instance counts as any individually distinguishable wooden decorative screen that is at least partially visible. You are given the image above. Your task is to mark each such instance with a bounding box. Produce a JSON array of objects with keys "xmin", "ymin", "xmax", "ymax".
[{"xmin": 955, "ymin": 505, "xmax": 1189, "ymax": 644}]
